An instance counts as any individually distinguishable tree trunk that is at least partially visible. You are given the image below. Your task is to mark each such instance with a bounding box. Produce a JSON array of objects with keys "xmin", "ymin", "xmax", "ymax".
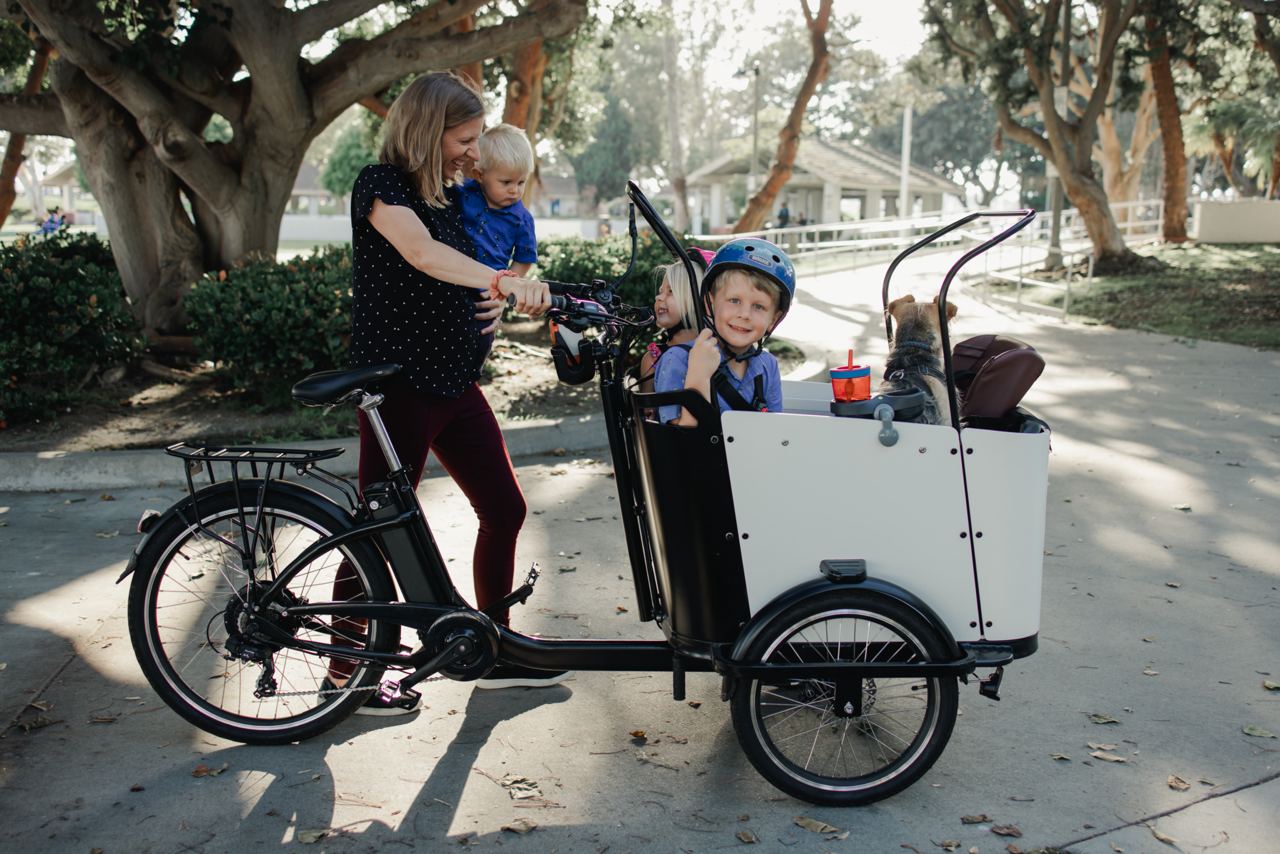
[
  {"xmin": 1146, "ymin": 16, "xmax": 1188, "ymax": 242},
  {"xmin": 502, "ymin": 1, "xmax": 550, "ymax": 129},
  {"xmin": 733, "ymin": 0, "xmax": 832, "ymax": 233},
  {"xmin": 1270, "ymin": 136, "xmax": 1280, "ymax": 199},
  {"xmin": 661, "ymin": 0, "xmax": 689, "ymax": 232},
  {"xmin": 1062, "ymin": 168, "xmax": 1146, "ymax": 274},
  {"xmin": 0, "ymin": 41, "xmax": 52, "ymax": 228},
  {"xmin": 1095, "ymin": 75, "xmax": 1157, "ymax": 226}
]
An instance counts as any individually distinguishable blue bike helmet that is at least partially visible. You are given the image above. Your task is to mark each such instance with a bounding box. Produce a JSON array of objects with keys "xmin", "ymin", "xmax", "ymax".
[{"xmin": 703, "ymin": 238, "xmax": 797, "ymax": 316}]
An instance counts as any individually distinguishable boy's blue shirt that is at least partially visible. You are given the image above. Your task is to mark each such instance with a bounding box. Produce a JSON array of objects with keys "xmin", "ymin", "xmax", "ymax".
[
  {"xmin": 653, "ymin": 346, "xmax": 783, "ymax": 424},
  {"xmin": 459, "ymin": 178, "xmax": 538, "ymax": 271}
]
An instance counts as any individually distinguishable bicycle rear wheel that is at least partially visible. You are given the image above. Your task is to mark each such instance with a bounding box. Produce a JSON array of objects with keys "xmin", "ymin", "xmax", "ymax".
[{"xmin": 127, "ymin": 482, "xmax": 400, "ymax": 744}]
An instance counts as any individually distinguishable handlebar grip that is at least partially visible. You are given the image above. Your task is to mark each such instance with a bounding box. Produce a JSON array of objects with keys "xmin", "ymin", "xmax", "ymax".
[{"xmin": 505, "ymin": 293, "xmax": 568, "ymax": 310}]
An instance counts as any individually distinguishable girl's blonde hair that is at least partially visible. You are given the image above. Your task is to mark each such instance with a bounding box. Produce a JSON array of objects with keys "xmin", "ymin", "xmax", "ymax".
[
  {"xmin": 379, "ymin": 72, "xmax": 485, "ymax": 208},
  {"xmin": 658, "ymin": 260, "xmax": 703, "ymax": 332}
]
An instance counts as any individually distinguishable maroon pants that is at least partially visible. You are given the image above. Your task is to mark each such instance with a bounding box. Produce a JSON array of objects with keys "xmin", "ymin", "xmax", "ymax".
[
  {"xmin": 357, "ymin": 382, "xmax": 526, "ymax": 621},
  {"xmin": 332, "ymin": 383, "xmax": 525, "ymax": 676}
]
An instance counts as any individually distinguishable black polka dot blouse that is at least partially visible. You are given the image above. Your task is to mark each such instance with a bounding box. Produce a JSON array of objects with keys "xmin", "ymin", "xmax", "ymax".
[{"xmin": 348, "ymin": 163, "xmax": 492, "ymax": 399}]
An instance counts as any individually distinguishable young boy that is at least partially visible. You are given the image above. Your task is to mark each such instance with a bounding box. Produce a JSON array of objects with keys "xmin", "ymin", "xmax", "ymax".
[
  {"xmin": 459, "ymin": 123, "xmax": 538, "ymax": 276},
  {"xmin": 654, "ymin": 239, "xmax": 796, "ymax": 426}
]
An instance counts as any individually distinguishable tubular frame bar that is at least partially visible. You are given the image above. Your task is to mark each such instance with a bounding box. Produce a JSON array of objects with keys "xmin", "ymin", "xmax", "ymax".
[{"xmin": 880, "ymin": 209, "xmax": 1037, "ymax": 430}]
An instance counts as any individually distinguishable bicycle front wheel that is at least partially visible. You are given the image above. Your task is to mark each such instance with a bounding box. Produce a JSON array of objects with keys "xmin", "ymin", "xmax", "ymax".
[
  {"xmin": 731, "ymin": 590, "xmax": 959, "ymax": 805},
  {"xmin": 127, "ymin": 482, "xmax": 400, "ymax": 744}
]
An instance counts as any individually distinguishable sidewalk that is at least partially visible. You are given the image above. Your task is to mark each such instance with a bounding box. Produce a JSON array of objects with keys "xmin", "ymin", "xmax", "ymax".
[{"xmin": 2, "ymin": 254, "xmax": 1279, "ymax": 852}]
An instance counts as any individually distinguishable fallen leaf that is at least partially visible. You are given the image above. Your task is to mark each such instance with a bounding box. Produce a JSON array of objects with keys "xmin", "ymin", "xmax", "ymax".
[
  {"xmin": 1088, "ymin": 713, "xmax": 1120, "ymax": 725},
  {"xmin": 19, "ymin": 715, "xmax": 57, "ymax": 732},
  {"xmin": 1165, "ymin": 582, "xmax": 1181, "ymax": 589},
  {"xmin": 629, "ymin": 730, "xmax": 646, "ymax": 738},
  {"xmin": 1090, "ymin": 750, "xmax": 1128, "ymax": 763},
  {"xmin": 28, "ymin": 699, "xmax": 52, "ymax": 712},
  {"xmin": 1242, "ymin": 724, "xmax": 1276, "ymax": 739},
  {"xmin": 192, "ymin": 764, "xmax": 210, "ymax": 777},
  {"xmin": 501, "ymin": 818, "xmax": 537, "ymax": 834},
  {"xmin": 95, "ymin": 530, "xmax": 120, "ymax": 539},
  {"xmin": 1172, "ymin": 503, "xmax": 1191, "ymax": 512},
  {"xmin": 1109, "ymin": 843, "xmax": 1124, "ymax": 853},
  {"xmin": 1087, "ymin": 742, "xmax": 1118, "ymax": 750},
  {"xmin": 616, "ymin": 605, "xmax": 629, "ymax": 613},
  {"xmin": 794, "ymin": 816, "xmax": 840, "ymax": 834},
  {"xmin": 499, "ymin": 774, "xmax": 542, "ymax": 799},
  {"xmin": 1050, "ymin": 752, "xmax": 1071, "ymax": 761},
  {"xmin": 991, "ymin": 824, "xmax": 1022, "ymax": 838},
  {"xmin": 0, "ymin": 663, "xmax": 6, "ymax": 671},
  {"xmin": 100, "ymin": 493, "xmax": 115, "ymax": 501},
  {"xmin": 129, "ymin": 784, "xmax": 144, "ymax": 792},
  {"xmin": 736, "ymin": 829, "xmax": 758, "ymax": 844},
  {"xmin": 936, "ymin": 841, "xmax": 962, "ymax": 852},
  {"xmin": 829, "ymin": 831, "xmax": 851, "ymax": 841},
  {"xmin": 296, "ymin": 829, "xmax": 328, "ymax": 844},
  {"xmin": 1007, "ymin": 846, "xmax": 1024, "ymax": 854},
  {"xmin": 961, "ymin": 814, "xmax": 991, "ymax": 824},
  {"xmin": 89, "ymin": 714, "xmax": 118, "ymax": 724},
  {"xmin": 1167, "ymin": 775, "xmax": 1190, "ymax": 791},
  {"xmin": 1263, "ymin": 680, "xmax": 1280, "ymax": 691},
  {"xmin": 688, "ymin": 701, "xmax": 702, "ymax": 709},
  {"xmin": 1148, "ymin": 825, "xmax": 1177, "ymax": 846},
  {"xmin": 551, "ymin": 447, "xmax": 567, "ymax": 456},
  {"xmin": 1143, "ymin": 668, "xmax": 1159, "ymax": 676},
  {"xmin": 969, "ymin": 848, "xmax": 979, "ymax": 854}
]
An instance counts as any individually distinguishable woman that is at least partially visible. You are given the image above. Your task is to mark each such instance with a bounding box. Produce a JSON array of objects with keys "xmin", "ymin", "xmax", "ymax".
[{"xmin": 333, "ymin": 72, "xmax": 567, "ymax": 714}]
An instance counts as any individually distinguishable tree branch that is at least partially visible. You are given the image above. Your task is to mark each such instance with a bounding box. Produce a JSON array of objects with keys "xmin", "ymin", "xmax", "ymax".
[
  {"xmin": 294, "ymin": 0, "xmax": 388, "ymax": 46},
  {"xmin": 310, "ymin": 0, "xmax": 587, "ymax": 124},
  {"xmin": 18, "ymin": 0, "xmax": 238, "ymax": 209},
  {"xmin": 1223, "ymin": 0, "xmax": 1280, "ymax": 17},
  {"xmin": 0, "ymin": 92, "xmax": 69, "ymax": 136}
]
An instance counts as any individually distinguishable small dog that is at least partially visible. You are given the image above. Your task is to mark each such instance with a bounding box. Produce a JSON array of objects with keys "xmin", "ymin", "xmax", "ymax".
[{"xmin": 879, "ymin": 294, "xmax": 957, "ymax": 426}]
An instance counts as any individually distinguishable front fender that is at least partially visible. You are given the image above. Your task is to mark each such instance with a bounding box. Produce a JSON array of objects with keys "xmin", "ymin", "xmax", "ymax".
[{"xmin": 728, "ymin": 575, "xmax": 961, "ymax": 664}]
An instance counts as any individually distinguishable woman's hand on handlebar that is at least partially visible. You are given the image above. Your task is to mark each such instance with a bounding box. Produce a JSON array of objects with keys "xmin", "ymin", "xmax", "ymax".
[{"xmin": 496, "ymin": 276, "xmax": 551, "ymax": 317}]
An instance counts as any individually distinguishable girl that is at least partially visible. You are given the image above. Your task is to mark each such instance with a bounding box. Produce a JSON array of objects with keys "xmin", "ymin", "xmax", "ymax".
[{"xmin": 638, "ymin": 249, "xmax": 711, "ymax": 392}]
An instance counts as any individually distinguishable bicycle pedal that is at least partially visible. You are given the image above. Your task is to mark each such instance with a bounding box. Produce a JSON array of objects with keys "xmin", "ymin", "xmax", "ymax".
[
  {"xmin": 376, "ymin": 679, "xmax": 420, "ymax": 704},
  {"xmin": 523, "ymin": 562, "xmax": 541, "ymax": 587}
]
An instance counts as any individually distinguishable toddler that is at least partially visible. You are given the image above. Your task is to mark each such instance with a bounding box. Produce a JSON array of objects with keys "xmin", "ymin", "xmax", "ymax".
[
  {"xmin": 638, "ymin": 249, "xmax": 711, "ymax": 392},
  {"xmin": 654, "ymin": 239, "xmax": 796, "ymax": 426}
]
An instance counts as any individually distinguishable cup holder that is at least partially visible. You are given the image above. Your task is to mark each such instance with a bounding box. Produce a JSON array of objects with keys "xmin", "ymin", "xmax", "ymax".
[{"xmin": 830, "ymin": 388, "xmax": 926, "ymax": 421}]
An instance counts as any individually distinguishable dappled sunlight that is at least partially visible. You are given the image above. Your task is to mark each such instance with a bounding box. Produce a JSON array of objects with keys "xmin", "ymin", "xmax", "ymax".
[
  {"xmin": 1051, "ymin": 434, "xmax": 1208, "ymax": 512},
  {"xmin": 1093, "ymin": 524, "xmax": 1175, "ymax": 569}
]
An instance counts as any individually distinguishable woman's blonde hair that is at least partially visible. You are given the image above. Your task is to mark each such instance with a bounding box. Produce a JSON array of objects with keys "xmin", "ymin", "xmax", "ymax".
[
  {"xmin": 379, "ymin": 72, "xmax": 485, "ymax": 208},
  {"xmin": 658, "ymin": 260, "xmax": 703, "ymax": 332}
]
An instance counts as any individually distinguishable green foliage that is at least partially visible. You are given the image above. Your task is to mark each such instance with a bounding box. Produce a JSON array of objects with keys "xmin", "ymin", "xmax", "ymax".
[
  {"xmin": 536, "ymin": 229, "xmax": 681, "ymax": 315},
  {"xmin": 0, "ymin": 20, "xmax": 31, "ymax": 78},
  {"xmin": 184, "ymin": 246, "xmax": 354, "ymax": 405},
  {"xmin": 321, "ymin": 124, "xmax": 378, "ymax": 198},
  {"xmin": 568, "ymin": 89, "xmax": 657, "ymax": 205},
  {"xmin": 0, "ymin": 231, "xmax": 144, "ymax": 425}
]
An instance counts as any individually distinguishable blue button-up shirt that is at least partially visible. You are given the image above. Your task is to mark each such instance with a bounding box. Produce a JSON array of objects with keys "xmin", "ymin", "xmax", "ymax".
[
  {"xmin": 654, "ymin": 346, "xmax": 783, "ymax": 424},
  {"xmin": 458, "ymin": 179, "xmax": 538, "ymax": 271}
]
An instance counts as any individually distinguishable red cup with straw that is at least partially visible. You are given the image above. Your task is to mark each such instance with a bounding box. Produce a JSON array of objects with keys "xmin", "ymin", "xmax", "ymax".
[{"xmin": 830, "ymin": 349, "xmax": 871, "ymax": 402}]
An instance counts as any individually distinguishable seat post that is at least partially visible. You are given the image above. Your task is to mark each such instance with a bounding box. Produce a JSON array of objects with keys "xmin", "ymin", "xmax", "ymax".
[{"xmin": 358, "ymin": 392, "xmax": 402, "ymax": 472}]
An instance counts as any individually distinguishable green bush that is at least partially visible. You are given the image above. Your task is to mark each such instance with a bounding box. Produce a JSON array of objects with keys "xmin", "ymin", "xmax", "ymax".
[
  {"xmin": 185, "ymin": 245, "xmax": 353, "ymax": 405},
  {"xmin": 536, "ymin": 230, "xmax": 687, "ymax": 315},
  {"xmin": 0, "ymin": 230, "xmax": 143, "ymax": 425}
]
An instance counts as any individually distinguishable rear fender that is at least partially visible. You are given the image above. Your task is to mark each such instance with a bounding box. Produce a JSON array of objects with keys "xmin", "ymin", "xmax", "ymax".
[{"xmin": 115, "ymin": 480, "xmax": 352, "ymax": 584}]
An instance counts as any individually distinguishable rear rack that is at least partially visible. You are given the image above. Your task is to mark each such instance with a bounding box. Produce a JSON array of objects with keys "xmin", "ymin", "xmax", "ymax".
[{"xmin": 166, "ymin": 442, "xmax": 358, "ymax": 570}]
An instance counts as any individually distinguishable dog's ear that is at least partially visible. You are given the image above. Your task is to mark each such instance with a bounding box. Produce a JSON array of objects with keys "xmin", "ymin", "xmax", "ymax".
[
  {"xmin": 930, "ymin": 295, "xmax": 958, "ymax": 321},
  {"xmin": 886, "ymin": 294, "xmax": 916, "ymax": 322}
]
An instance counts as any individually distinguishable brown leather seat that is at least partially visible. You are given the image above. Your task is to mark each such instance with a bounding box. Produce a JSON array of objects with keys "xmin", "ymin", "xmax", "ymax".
[{"xmin": 953, "ymin": 335, "xmax": 1044, "ymax": 421}]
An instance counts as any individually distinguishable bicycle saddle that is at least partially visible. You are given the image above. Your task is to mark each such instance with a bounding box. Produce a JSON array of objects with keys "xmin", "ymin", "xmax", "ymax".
[{"xmin": 292, "ymin": 363, "xmax": 401, "ymax": 406}]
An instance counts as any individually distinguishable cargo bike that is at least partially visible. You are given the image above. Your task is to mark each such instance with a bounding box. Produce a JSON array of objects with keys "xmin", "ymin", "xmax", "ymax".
[{"xmin": 119, "ymin": 183, "xmax": 1050, "ymax": 806}]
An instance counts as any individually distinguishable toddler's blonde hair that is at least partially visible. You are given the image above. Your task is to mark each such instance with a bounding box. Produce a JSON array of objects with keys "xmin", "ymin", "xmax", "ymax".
[
  {"xmin": 657, "ymin": 260, "xmax": 703, "ymax": 332},
  {"xmin": 478, "ymin": 123, "xmax": 535, "ymax": 176}
]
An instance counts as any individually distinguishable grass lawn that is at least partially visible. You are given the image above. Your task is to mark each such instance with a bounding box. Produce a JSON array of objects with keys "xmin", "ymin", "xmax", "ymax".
[{"xmin": 992, "ymin": 243, "xmax": 1280, "ymax": 350}]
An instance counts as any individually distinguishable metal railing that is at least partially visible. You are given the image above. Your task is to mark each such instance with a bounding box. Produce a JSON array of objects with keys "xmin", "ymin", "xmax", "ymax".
[{"xmin": 690, "ymin": 198, "xmax": 1167, "ymax": 319}]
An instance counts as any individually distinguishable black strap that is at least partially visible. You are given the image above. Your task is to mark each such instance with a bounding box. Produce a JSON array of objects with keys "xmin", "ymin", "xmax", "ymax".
[{"xmin": 670, "ymin": 343, "xmax": 768, "ymax": 413}]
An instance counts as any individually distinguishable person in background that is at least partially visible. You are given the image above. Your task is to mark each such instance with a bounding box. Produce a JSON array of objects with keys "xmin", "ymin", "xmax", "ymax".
[{"xmin": 776, "ymin": 201, "xmax": 791, "ymax": 228}]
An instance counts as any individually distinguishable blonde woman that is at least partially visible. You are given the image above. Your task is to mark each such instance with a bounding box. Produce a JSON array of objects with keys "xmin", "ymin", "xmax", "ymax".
[{"xmin": 334, "ymin": 72, "xmax": 566, "ymax": 710}]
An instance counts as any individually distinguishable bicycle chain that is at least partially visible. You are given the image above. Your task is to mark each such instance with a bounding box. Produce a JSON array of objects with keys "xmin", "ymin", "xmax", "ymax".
[{"xmin": 269, "ymin": 673, "xmax": 449, "ymax": 699}]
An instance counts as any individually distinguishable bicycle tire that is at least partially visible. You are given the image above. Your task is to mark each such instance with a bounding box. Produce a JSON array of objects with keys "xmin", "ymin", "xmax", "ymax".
[
  {"xmin": 730, "ymin": 589, "xmax": 959, "ymax": 805},
  {"xmin": 127, "ymin": 481, "xmax": 400, "ymax": 744}
]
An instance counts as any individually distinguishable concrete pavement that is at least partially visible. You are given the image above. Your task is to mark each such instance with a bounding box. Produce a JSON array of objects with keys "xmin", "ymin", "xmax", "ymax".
[{"xmin": 2, "ymin": 255, "xmax": 1279, "ymax": 852}]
